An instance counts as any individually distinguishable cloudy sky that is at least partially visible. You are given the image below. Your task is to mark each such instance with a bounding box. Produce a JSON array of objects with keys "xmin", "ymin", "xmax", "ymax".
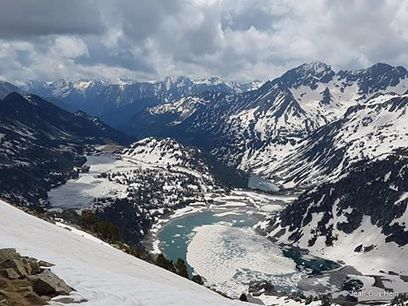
[{"xmin": 1, "ymin": 0, "xmax": 408, "ymax": 83}]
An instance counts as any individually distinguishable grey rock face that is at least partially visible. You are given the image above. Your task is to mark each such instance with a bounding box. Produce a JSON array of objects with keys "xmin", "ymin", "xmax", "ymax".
[
  {"xmin": 30, "ymin": 270, "xmax": 73, "ymax": 297},
  {"xmin": 0, "ymin": 248, "xmax": 74, "ymax": 304}
]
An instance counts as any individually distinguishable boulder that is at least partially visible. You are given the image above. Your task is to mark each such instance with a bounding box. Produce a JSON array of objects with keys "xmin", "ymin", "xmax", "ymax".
[
  {"xmin": 30, "ymin": 270, "xmax": 73, "ymax": 297},
  {"xmin": 0, "ymin": 258, "xmax": 30, "ymax": 278},
  {"xmin": 38, "ymin": 260, "xmax": 54, "ymax": 268}
]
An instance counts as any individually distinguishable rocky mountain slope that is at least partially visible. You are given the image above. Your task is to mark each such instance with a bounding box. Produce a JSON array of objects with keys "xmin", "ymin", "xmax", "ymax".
[
  {"xmin": 132, "ymin": 62, "xmax": 408, "ymax": 176},
  {"xmin": 255, "ymin": 145, "xmax": 408, "ymax": 304},
  {"xmin": 22, "ymin": 77, "xmax": 263, "ymax": 128},
  {"xmin": 261, "ymin": 152, "xmax": 408, "ymax": 274},
  {"xmin": 0, "ymin": 92, "xmax": 130, "ymax": 206},
  {"xmin": 273, "ymin": 93, "xmax": 408, "ymax": 188},
  {"xmin": 249, "ymin": 92, "xmax": 408, "ymax": 294}
]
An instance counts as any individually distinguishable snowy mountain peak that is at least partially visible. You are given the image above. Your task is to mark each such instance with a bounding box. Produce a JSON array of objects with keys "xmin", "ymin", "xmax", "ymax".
[
  {"xmin": 366, "ymin": 62, "xmax": 407, "ymax": 74},
  {"xmin": 194, "ymin": 76, "xmax": 224, "ymax": 86},
  {"xmin": 276, "ymin": 61, "xmax": 335, "ymax": 89},
  {"xmin": 228, "ymin": 79, "xmax": 265, "ymax": 93},
  {"xmin": 163, "ymin": 75, "xmax": 191, "ymax": 90},
  {"xmin": 299, "ymin": 61, "xmax": 333, "ymax": 74},
  {"xmin": 337, "ymin": 63, "xmax": 408, "ymax": 96},
  {"xmin": 275, "ymin": 92, "xmax": 408, "ymax": 188}
]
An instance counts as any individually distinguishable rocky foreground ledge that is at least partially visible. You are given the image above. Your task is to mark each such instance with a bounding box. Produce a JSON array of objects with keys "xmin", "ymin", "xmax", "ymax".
[{"xmin": 0, "ymin": 248, "xmax": 74, "ymax": 305}]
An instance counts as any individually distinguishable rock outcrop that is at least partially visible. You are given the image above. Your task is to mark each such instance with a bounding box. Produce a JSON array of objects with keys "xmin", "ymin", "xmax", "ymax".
[{"xmin": 0, "ymin": 248, "xmax": 73, "ymax": 306}]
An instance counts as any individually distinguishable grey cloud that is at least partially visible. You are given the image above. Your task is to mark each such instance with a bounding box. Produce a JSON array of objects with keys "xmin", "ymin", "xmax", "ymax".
[
  {"xmin": 1, "ymin": 0, "xmax": 408, "ymax": 82},
  {"xmin": 119, "ymin": 0, "xmax": 185, "ymax": 43},
  {"xmin": 75, "ymin": 38, "xmax": 157, "ymax": 74},
  {"xmin": 221, "ymin": 0, "xmax": 287, "ymax": 31},
  {"xmin": 0, "ymin": 0, "xmax": 105, "ymax": 38}
]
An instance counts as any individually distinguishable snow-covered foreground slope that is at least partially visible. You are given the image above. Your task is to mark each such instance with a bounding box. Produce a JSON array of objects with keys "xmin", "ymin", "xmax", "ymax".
[{"xmin": 0, "ymin": 200, "xmax": 246, "ymax": 306}]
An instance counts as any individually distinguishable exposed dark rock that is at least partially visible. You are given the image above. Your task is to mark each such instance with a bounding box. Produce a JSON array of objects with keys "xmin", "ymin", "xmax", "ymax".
[
  {"xmin": 273, "ymin": 154, "xmax": 408, "ymax": 248},
  {"xmin": 0, "ymin": 248, "xmax": 73, "ymax": 305},
  {"xmin": 354, "ymin": 245, "xmax": 363, "ymax": 253},
  {"xmin": 0, "ymin": 268, "xmax": 20, "ymax": 279},
  {"xmin": 37, "ymin": 260, "xmax": 54, "ymax": 268},
  {"xmin": 371, "ymin": 275, "xmax": 388, "ymax": 290},
  {"xmin": 342, "ymin": 278, "xmax": 364, "ymax": 291},
  {"xmin": 30, "ymin": 270, "xmax": 73, "ymax": 297},
  {"xmin": 248, "ymin": 281, "xmax": 275, "ymax": 297},
  {"xmin": 239, "ymin": 293, "xmax": 248, "ymax": 302},
  {"xmin": 400, "ymin": 275, "xmax": 408, "ymax": 282},
  {"xmin": 0, "ymin": 258, "xmax": 30, "ymax": 278},
  {"xmin": 321, "ymin": 87, "xmax": 333, "ymax": 105},
  {"xmin": 0, "ymin": 249, "xmax": 19, "ymax": 259}
]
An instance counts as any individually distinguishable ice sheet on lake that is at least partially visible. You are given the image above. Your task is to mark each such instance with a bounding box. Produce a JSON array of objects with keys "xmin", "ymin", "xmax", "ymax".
[
  {"xmin": 186, "ymin": 224, "xmax": 299, "ymax": 299},
  {"xmin": 48, "ymin": 155, "xmax": 135, "ymax": 209},
  {"xmin": 48, "ymin": 177, "xmax": 127, "ymax": 209}
]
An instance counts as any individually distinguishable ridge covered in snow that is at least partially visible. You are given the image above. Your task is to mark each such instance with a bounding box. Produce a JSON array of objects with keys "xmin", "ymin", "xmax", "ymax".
[
  {"xmin": 275, "ymin": 93, "xmax": 408, "ymax": 187},
  {"xmin": 48, "ymin": 137, "xmax": 247, "ymax": 245},
  {"xmin": 0, "ymin": 92, "xmax": 128, "ymax": 206},
  {"xmin": 135, "ymin": 62, "xmax": 408, "ymax": 176},
  {"xmin": 20, "ymin": 76, "xmax": 263, "ymax": 117},
  {"xmin": 263, "ymin": 153, "xmax": 408, "ymax": 274}
]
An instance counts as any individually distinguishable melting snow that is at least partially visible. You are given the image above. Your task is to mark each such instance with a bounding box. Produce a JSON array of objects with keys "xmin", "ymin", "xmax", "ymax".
[{"xmin": 186, "ymin": 224, "xmax": 298, "ymax": 301}]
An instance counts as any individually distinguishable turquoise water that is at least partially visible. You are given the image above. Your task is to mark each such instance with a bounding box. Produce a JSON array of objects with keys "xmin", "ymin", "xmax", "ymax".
[
  {"xmin": 158, "ymin": 209, "xmax": 340, "ymax": 279},
  {"xmin": 158, "ymin": 210, "xmax": 257, "ymax": 276}
]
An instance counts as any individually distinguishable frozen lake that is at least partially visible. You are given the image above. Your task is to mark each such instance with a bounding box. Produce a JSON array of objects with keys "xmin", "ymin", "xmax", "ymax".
[
  {"xmin": 158, "ymin": 210, "xmax": 258, "ymax": 276},
  {"xmin": 158, "ymin": 200, "xmax": 339, "ymax": 300},
  {"xmin": 48, "ymin": 155, "xmax": 132, "ymax": 209}
]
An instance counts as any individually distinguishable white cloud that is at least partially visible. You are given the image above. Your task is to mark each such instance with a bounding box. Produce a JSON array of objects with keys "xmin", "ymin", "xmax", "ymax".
[
  {"xmin": 49, "ymin": 37, "xmax": 89, "ymax": 59},
  {"xmin": 1, "ymin": 0, "xmax": 408, "ymax": 82}
]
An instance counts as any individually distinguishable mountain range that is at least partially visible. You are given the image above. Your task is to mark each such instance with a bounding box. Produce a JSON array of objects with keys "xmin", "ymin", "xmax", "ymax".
[
  {"xmin": 20, "ymin": 77, "xmax": 264, "ymax": 128},
  {"xmin": 0, "ymin": 61, "xmax": 407, "ymax": 304},
  {"xmin": 127, "ymin": 62, "xmax": 408, "ymax": 176},
  {"xmin": 1, "ymin": 63, "xmax": 407, "ymax": 183}
]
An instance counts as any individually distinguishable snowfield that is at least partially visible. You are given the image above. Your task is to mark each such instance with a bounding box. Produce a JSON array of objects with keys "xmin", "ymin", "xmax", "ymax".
[
  {"xmin": 269, "ymin": 214, "xmax": 408, "ymax": 276},
  {"xmin": 0, "ymin": 200, "xmax": 246, "ymax": 306}
]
